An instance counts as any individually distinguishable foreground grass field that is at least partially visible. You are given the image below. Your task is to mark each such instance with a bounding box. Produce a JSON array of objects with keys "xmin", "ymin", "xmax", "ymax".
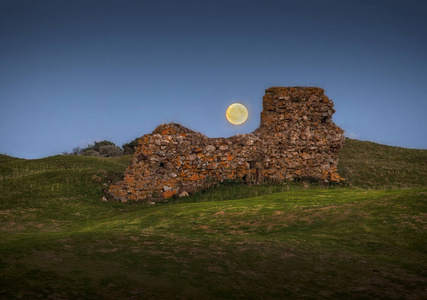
[{"xmin": 0, "ymin": 139, "xmax": 426, "ymax": 299}]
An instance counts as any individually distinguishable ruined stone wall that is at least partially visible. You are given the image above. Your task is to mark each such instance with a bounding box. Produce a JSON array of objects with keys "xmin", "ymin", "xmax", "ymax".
[{"xmin": 109, "ymin": 87, "xmax": 345, "ymax": 202}]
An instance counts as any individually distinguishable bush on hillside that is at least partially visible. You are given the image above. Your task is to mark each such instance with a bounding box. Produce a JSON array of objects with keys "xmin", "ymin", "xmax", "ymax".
[
  {"xmin": 99, "ymin": 145, "xmax": 123, "ymax": 157},
  {"xmin": 122, "ymin": 138, "xmax": 140, "ymax": 155},
  {"xmin": 65, "ymin": 137, "xmax": 142, "ymax": 157},
  {"xmin": 86, "ymin": 141, "xmax": 116, "ymax": 153},
  {"xmin": 62, "ymin": 147, "xmax": 84, "ymax": 156},
  {"xmin": 81, "ymin": 149, "xmax": 100, "ymax": 157},
  {"xmin": 82, "ymin": 141, "xmax": 123, "ymax": 157},
  {"xmin": 64, "ymin": 140, "xmax": 124, "ymax": 157}
]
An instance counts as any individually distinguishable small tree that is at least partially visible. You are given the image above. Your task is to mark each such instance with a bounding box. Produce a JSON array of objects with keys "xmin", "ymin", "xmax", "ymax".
[
  {"xmin": 63, "ymin": 146, "xmax": 83, "ymax": 155},
  {"xmin": 71, "ymin": 147, "xmax": 83, "ymax": 155}
]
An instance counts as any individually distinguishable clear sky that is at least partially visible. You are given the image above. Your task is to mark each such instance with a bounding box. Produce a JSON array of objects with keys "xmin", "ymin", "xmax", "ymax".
[{"xmin": 1, "ymin": 0, "xmax": 426, "ymax": 159}]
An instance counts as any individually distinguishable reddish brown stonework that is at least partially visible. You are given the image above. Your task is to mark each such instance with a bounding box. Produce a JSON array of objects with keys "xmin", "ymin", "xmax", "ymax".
[{"xmin": 109, "ymin": 87, "xmax": 345, "ymax": 202}]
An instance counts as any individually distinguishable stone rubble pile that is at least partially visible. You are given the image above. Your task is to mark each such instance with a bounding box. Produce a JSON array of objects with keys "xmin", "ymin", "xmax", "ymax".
[{"xmin": 109, "ymin": 87, "xmax": 345, "ymax": 202}]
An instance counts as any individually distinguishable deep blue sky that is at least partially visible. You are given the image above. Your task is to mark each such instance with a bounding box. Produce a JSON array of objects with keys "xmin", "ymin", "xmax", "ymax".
[{"xmin": 1, "ymin": 0, "xmax": 426, "ymax": 158}]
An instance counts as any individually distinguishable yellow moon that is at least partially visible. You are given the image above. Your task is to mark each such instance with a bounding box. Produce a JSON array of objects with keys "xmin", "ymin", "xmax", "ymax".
[{"xmin": 226, "ymin": 103, "xmax": 248, "ymax": 125}]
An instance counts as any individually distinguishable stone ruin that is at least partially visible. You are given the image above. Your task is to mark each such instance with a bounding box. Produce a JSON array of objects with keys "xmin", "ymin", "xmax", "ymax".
[{"xmin": 109, "ymin": 87, "xmax": 345, "ymax": 202}]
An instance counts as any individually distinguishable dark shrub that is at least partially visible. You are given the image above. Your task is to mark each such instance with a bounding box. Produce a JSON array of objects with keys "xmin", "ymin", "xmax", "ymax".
[
  {"xmin": 82, "ymin": 149, "xmax": 100, "ymax": 157},
  {"xmin": 66, "ymin": 140, "xmax": 124, "ymax": 157},
  {"xmin": 122, "ymin": 137, "xmax": 140, "ymax": 155},
  {"xmin": 99, "ymin": 145, "xmax": 123, "ymax": 157}
]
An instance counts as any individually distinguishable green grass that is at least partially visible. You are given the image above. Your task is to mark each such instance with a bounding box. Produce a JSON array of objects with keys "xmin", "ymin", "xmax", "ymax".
[
  {"xmin": 338, "ymin": 138, "xmax": 427, "ymax": 189},
  {"xmin": 0, "ymin": 140, "xmax": 426, "ymax": 299}
]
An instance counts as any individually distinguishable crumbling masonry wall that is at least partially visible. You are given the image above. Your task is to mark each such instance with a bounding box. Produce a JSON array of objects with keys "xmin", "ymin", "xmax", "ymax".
[{"xmin": 109, "ymin": 87, "xmax": 345, "ymax": 202}]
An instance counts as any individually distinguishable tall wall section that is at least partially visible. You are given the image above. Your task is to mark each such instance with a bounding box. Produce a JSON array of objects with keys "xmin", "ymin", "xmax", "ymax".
[{"xmin": 109, "ymin": 87, "xmax": 345, "ymax": 202}]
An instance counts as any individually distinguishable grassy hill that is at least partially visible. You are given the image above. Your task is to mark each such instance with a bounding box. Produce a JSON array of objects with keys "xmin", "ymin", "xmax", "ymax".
[
  {"xmin": 0, "ymin": 139, "xmax": 426, "ymax": 299},
  {"xmin": 339, "ymin": 138, "xmax": 427, "ymax": 189}
]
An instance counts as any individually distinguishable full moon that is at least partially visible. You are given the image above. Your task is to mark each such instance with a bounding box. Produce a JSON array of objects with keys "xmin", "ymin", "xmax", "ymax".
[{"xmin": 226, "ymin": 103, "xmax": 248, "ymax": 125}]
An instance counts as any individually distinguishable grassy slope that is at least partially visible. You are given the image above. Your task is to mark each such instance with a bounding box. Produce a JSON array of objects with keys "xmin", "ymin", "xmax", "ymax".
[
  {"xmin": 339, "ymin": 138, "xmax": 427, "ymax": 189},
  {"xmin": 0, "ymin": 141, "xmax": 426, "ymax": 299}
]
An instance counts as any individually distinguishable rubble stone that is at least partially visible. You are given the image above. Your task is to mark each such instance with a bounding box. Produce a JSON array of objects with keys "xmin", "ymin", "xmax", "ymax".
[{"xmin": 109, "ymin": 87, "xmax": 345, "ymax": 202}]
